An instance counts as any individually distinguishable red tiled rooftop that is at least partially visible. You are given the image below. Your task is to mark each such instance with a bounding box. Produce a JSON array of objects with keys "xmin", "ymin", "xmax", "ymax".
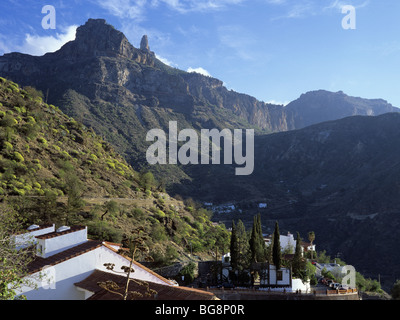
[
  {"xmin": 27, "ymin": 240, "xmax": 102, "ymax": 274},
  {"xmin": 13, "ymin": 224, "xmax": 54, "ymax": 235},
  {"xmin": 35, "ymin": 226, "xmax": 86, "ymax": 239},
  {"xmin": 75, "ymin": 269, "xmax": 217, "ymax": 300}
]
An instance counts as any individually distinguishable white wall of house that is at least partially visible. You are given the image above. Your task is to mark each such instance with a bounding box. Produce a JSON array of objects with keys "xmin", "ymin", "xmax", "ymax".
[
  {"xmin": 11, "ymin": 225, "xmax": 55, "ymax": 250},
  {"xmin": 36, "ymin": 227, "xmax": 87, "ymax": 258},
  {"xmin": 280, "ymin": 233, "xmax": 296, "ymax": 254},
  {"xmin": 17, "ymin": 245, "xmax": 172, "ymax": 300},
  {"xmin": 260, "ymin": 265, "xmax": 291, "ymax": 286},
  {"xmin": 290, "ymin": 278, "xmax": 311, "ymax": 293}
]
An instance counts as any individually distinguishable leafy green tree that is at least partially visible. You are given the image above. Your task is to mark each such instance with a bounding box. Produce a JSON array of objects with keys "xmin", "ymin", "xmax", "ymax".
[
  {"xmin": 139, "ymin": 171, "xmax": 156, "ymax": 191},
  {"xmin": 179, "ymin": 262, "xmax": 197, "ymax": 285},
  {"xmin": 391, "ymin": 280, "xmax": 400, "ymax": 300},
  {"xmin": 63, "ymin": 170, "xmax": 85, "ymax": 225},
  {"xmin": 0, "ymin": 204, "xmax": 36, "ymax": 300}
]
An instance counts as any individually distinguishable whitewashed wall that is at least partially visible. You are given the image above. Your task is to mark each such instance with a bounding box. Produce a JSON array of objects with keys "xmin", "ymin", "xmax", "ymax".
[{"xmin": 17, "ymin": 245, "xmax": 172, "ymax": 300}]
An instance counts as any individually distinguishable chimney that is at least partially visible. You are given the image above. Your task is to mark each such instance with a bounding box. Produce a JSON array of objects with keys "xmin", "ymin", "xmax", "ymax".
[
  {"xmin": 35, "ymin": 226, "xmax": 88, "ymax": 258},
  {"xmin": 11, "ymin": 224, "xmax": 55, "ymax": 250}
]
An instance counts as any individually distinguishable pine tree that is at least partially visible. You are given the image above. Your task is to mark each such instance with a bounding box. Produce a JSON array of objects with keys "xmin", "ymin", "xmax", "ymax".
[{"xmin": 272, "ymin": 221, "xmax": 281, "ymax": 271}]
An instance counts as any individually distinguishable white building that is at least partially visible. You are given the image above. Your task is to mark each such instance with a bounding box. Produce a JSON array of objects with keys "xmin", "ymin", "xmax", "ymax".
[
  {"xmin": 220, "ymin": 253, "xmax": 302, "ymax": 291},
  {"xmin": 264, "ymin": 231, "xmax": 316, "ymax": 255},
  {"xmin": 13, "ymin": 224, "xmax": 177, "ymax": 300}
]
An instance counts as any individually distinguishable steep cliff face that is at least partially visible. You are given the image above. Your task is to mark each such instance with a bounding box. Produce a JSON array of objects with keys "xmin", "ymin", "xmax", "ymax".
[
  {"xmin": 0, "ymin": 18, "xmax": 293, "ymax": 181},
  {"xmin": 0, "ymin": 19, "xmax": 288, "ymax": 131},
  {"xmin": 0, "ymin": 19, "xmax": 398, "ymax": 181}
]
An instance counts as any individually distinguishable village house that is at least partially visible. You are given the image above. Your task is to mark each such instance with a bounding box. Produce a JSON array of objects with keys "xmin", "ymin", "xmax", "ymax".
[
  {"xmin": 263, "ymin": 231, "xmax": 316, "ymax": 255},
  {"xmin": 12, "ymin": 224, "xmax": 216, "ymax": 300},
  {"xmin": 220, "ymin": 253, "xmax": 310, "ymax": 293}
]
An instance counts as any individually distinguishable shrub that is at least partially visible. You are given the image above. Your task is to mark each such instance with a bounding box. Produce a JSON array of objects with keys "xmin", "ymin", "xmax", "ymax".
[
  {"xmin": 12, "ymin": 187, "xmax": 25, "ymax": 196},
  {"xmin": 87, "ymin": 220, "xmax": 123, "ymax": 243},
  {"xmin": 179, "ymin": 262, "xmax": 196, "ymax": 285},
  {"xmin": 0, "ymin": 115, "xmax": 17, "ymax": 127},
  {"xmin": 33, "ymin": 182, "xmax": 41, "ymax": 189},
  {"xmin": 37, "ymin": 137, "xmax": 48, "ymax": 146},
  {"xmin": 26, "ymin": 116, "xmax": 36, "ymax": 123},
  {"xmin": 3, "ymin": 141, "xmax": 13, "ymax": 151},
  {"xmin": 151, "ymin": 224, "xmax": 168, "ymax": 242},
  {"xmin": 13, "ymin": 152, "xmax": 24, "ymax": 162}
]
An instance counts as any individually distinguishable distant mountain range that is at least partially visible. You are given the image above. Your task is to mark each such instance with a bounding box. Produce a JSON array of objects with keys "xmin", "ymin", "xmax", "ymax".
[{"xmin": 1, "ymin": 18, "xmax": 400, "ymax": 290}]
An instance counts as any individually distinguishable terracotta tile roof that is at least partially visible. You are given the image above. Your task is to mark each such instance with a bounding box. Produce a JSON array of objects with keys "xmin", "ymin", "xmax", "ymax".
[
  {"xmin": 35, "ymin": 226, "xmax": 86, "ymax": 239},
  {"xmin": 27, "ymin": 240, "xmax": 102, "ymax": 274},
  {"xmin": 75, "ymin": 269, "xmax": 217, "ymax": 300},
  {"xmin": 13, "ymin": 224, "xmax": 54, "ymax": 235}
]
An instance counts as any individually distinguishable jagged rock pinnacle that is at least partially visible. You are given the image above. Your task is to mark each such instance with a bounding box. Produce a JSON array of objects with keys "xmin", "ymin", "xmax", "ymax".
[{"xmin": 140, "ymin": 35, "xmax": 150, "ymax": 52}]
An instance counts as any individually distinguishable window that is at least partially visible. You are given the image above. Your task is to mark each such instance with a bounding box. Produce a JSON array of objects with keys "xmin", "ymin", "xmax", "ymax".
[{"xmin": 277, "ymin": 270, "xmax": 283, "ymax": 281}]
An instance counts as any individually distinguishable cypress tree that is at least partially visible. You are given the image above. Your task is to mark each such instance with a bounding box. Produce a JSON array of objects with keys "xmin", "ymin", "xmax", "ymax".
[
  {"xmin": 235, "ymin": 220, "xmax": 250, "ymax": 272},
  {"xmin": 272, "ymin": 221, "xmax": 281, "ymax": 271},
  {"xmin": 292, "ymin": 232, "xmax": 304, "ymax": 279},
  {"xmin": 250, "ymin": 214, "xmax": 266, "ymax": 263},
  {"xmin": 230, "ymin": 220, "xmax": 238, "ymax": 270}
]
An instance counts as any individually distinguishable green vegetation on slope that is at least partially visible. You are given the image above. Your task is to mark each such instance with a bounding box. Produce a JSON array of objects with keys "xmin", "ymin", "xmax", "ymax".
[{"xmin": 0, "ymin": 77, "xmax": 230, "ymax": 266}]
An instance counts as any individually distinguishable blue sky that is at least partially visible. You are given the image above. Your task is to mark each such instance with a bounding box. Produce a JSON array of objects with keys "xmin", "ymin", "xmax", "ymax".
[{"xmin": 1, "ymin": 0, "xmax": 400, "ymax": 106}]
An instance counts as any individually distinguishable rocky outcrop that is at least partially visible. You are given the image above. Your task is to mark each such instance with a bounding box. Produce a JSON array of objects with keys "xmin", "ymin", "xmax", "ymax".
[{"xmin": 140, "ymin": 35, "xmax": 150, "ymax": 52}]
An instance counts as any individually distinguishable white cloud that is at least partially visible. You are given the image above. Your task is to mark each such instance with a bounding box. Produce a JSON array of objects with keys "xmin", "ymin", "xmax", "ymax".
[
  {"xmin": 266, "ymin": 100, "xmax": 290, "ymax": 106},
  {"xmin": 156, "ymin": 54, "xmax": 178, "ymax": 67},
  {"xmin": 19, "ymin": 25, "xmax": 77, "ymax": 56},
  {"xmin": 324, "ymin": 0, "xmax": 369, "ymax": 11},
  {"xmin": 96, "ymin": 0, "xmax": 147, "ymax": 20},
  {"xmin": 187, "ymin": 67, "xmax": 212, "ymax": 77},
  {"xmin": 96, "ymin": 0, "xmax": 245, "ymax": 17}
]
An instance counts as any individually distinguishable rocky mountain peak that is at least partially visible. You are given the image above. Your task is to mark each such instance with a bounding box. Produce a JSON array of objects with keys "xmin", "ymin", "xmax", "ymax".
[
  {"xmin": 54, "ymin": 19, "xmax": 155, "ymax": 65},
  {"xmin": 69, "ymin": 18, "xmax": 132, "ymax": 57}
]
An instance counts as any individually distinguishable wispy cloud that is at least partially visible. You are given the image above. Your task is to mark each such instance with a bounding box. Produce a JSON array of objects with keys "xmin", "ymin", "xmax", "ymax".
[
  {"xmin": 269, "ymin": 0, "xmax": 370, "ymax": 20},
  {"xmin": 158, "ymin": 0, "xmax": 245, "ymax": 13},
  {"xmin": 96, "ymin": 0, "xmax": 245, "ymax": 18},
  {"xmin": 218, "ymin": 25, "xmax": 257, "ymax": 61},
  {"xmin": 187, "ymin": 67, "xmax": 212, "ymax": 77},
  {"xmin": 324, "ymin": 0, "xmax": 370, "ymax": 11},
  {"xmin": 96, "ymin": 0, "xmax": 147, "ymax": 21}
]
